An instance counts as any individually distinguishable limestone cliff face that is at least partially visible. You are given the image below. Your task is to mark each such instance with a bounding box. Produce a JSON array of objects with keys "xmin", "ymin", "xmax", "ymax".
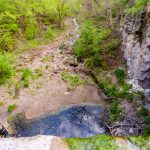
[{"xmin": 121, "ymin": 5, "xmax": 150, "ymax": 89}]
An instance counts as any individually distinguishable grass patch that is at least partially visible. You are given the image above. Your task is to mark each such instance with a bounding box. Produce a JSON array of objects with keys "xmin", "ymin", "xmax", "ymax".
[
  {"xmin": 114, "ymin": 68, "xmax": 126, "ymax": 85},
  {"xmin": 22, "ymin": 68, "xmax": 33, "ymax": 88},
  {"xmin": 0, "ymin": 101, "xmax": 4, "ymax": 106},
  {"xmin": 61, "ymin": 70, "xmax": 86, "ymax": 90},
  {"xmin": 36, "ymin": 81, "xmax": 43, "ymax": 89},
  {"xmin": 0, "ymin": 54, "xmax": 15, "ymax": 86},
  {"xmin": 7, "ymin": 115, "xmax": 16, "ymax": 124},
  {"xmin": 129, "ymin": 136, "xmax": 150, "ymax": 150},
  {"xmin": 7, "ymin": 104, "xmax": 17, "ymax": 113},
  {"xmin": 34, "ymin": 68, "xmax": 43, "ymax": 79},
  {"xmin": 44, "ymin": 27, "xmax": 56, "ymax": 40},
  {"xmin": 66, "ymin": 134, "xmax": 118, "ymax": 150},
  {"xmin": 41, "ymin": 55, "xmax": 54, "ymax": 62}
]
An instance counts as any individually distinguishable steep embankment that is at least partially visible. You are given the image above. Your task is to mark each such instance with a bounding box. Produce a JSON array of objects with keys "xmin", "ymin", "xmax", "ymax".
[{"xmin": 121, "ymin": 4, "xmax": 150, "ymax": 89}]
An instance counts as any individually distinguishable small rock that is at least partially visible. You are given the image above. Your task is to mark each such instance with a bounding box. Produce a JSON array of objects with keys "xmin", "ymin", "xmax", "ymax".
[{"xmin": 129, "ymin": 128, "xmax": 134, "ymax": 134}]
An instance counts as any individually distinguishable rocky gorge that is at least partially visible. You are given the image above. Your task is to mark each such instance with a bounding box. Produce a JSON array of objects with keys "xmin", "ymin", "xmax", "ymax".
[{"xmin": 0, "ymin": 1, "xmax": 150, "ymax": 150}]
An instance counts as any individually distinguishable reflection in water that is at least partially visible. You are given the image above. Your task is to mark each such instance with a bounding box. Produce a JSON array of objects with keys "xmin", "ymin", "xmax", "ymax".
[{"xmin": 16, "ymin": 105, "xmax": 106, "ymax": 138}]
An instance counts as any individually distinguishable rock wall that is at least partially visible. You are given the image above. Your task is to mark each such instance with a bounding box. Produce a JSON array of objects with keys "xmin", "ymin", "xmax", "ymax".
[{"xmin": 121, "ymin": 5, "xmax": 150, "ymax": 89}]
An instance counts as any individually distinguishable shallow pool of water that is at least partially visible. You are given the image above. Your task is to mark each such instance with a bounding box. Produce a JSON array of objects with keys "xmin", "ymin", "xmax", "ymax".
[{"xmin": 16, "ymin": 105, "xmax": 106, "ymax": 138}]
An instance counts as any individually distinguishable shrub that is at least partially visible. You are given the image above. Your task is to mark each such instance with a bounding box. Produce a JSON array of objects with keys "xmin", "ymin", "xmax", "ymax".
[
  {"xmin": 114, "ymin": 68, "xmax": 126, "ymax": 84},
  {"xmin": 109, "ymin": 99, "xmax": 122, "ymax": 122},
  {"xmin": 0, "ymin": 10, "xmax": 19, "ymax": 52},
  {"xmin": 34, "ymin": 68, "xmax": 43, "ymax": 79},
  {"xmin": 7, "ymin": 115, "xmax": 16, "ymax": 124},
  {"xmin": 0, "ymin": 101, "xmax": 4, "ymax": 106},
  {"xmin": 25, "ymin": 25, "xmax": 38, "ymax": 40},
  {"xmin": 22, "ymin": 68, "xmax": 33, "ymax": 87},
  {"xmin": 44, "ymin": 27, "xmax": 56, "ymax": 40},
  {"xmin": 126, "ymin": 0, "xmax": 148, "ymax": 14},
  {"xmin": 138, "ymin": 107, "xmax": 148, "ymax": 117},
  {"xmin": 126, "ymin": 93, "xmax": 134, "ymax": 102},
  {"xmin": 0, "ymin": 54, "xmax": 15, "ymax": 85},
  {"xmin": 144, "ymin": 116, "xmax": 150, "ymax": 124},
  {"xmin": 144, "ymin": 124, "xmax": 150, "ymax": 136},
  {"xmin": 61, "ymin": 70, "xmax": 86, "ymax": 90},
  {"xmin": 9, "ymin": 113, "xmax": 27, "ymax": 131},
  {"xmin": 73, "ymin": 20, "xmax": 119, "ymax": 68},
  {"xmin": 7, "ymin": 104, "xmax": 17, "ymax": 113}
]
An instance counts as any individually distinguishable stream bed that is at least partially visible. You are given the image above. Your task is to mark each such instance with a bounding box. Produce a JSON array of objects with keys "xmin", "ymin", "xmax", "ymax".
[{"xmin": 16, "ymin": 105, "xmax": 106, "ymax": 138}]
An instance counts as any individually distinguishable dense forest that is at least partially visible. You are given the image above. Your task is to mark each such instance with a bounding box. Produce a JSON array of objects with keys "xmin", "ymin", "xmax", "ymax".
[{"xmin": 0, "ymin": 0, "xmax": 150, "ymax": 149}]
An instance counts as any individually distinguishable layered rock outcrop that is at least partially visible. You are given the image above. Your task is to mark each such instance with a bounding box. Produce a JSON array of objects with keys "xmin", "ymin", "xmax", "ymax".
[{"xmin": 121, "ymin": 5, "xmax": 150, "ymax": 89}]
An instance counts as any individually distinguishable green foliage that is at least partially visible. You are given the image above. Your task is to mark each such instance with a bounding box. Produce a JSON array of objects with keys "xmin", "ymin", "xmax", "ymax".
[
  {"xmin": 144, "ymin": 125, "xmax": 150, "ymax": 136},
  {"xmin": 0, "ymin": 101, "xmax": 4, "ymax": 106},
  {"xmin": 56, "ymin": 0, "xmax": 69, "ymax": 29},
  {"xmin": 41, "ymin": 55, "xmax": 54, "ymax": 62},
  {"xmin": 34, "ymin": 68, "xmax": 43, "ymax": 79},
  {"xmin": 22, "ymin": 68, "xmax": 33, "ymax": 88},
  {"xmin": 74, "ymin": 20, "xmax": 119, "ymax": 68},
  {"xmin": 22, "ymin": 68, "xmax": 33, "ymax": 80},
  {"xmin": 125, "ymin": 93, "xmax": 134, "ymax": 102},
  {"xmin": 114, "ymin": 68, "xmax": 126, "ymax": 84},
  {"xmin": 96, "ymin": 72, "xmax": 147, "ymax": 123},
  {"xmin": 25, "ymin": 25, "xmax": 38, "ymax": 40},
  {"xmin": 11, "ymin": 113, "xmax": 27, "ymax": 131},
  {"xmin": 0, "ymin": 0, "xmax": 82, "ymax": 52},
  {"xmin": 66, "ymin": 134, "xmax": 118, "ymax": 150},
  {"xmin": 108, "ymin": 100, "xmax": 122, "ymax": 122},
  {"xmin": 138, "ymin": 107, "xmax": 148, "ymax": 117},
  {"xmin": 99, "ymin": 78, "xmax": 132, "ymax": 98},
  {"xmin": 129, "ymin": 136, "xmax": 150, "ymax": 149},
  {"xmin": 126, "ymin": 0, "xmax": 148, "ymax": 14},
  {"xmin": 0, "ymin": 54, "xmax": 15, "ymax": 85},
  {"xmin": 61, "ymin": 70, "xmax": 86, "ymax": 90},
  {"xmin": 7, "ymin": 115, "xmax": 16, "ymax": 124},
  {"xmin": 44, "ymin": 27, "xmax": 56, "ymax": 40},
  {"xmin": 144, "ymin": 116, "xmax": 150, "ymax": 124},
  {"xmin": 7, "ymin": 104, "xmax": 17, "ymax": 113},
  {"xmin": 112, "ymin": 0, "xmax": 129, "ymax": 17}
]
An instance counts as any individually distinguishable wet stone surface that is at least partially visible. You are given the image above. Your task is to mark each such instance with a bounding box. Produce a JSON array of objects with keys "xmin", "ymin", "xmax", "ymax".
[{"xmin": 16, "ymin": 105, "xmax": 106, "ymax": 138}]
